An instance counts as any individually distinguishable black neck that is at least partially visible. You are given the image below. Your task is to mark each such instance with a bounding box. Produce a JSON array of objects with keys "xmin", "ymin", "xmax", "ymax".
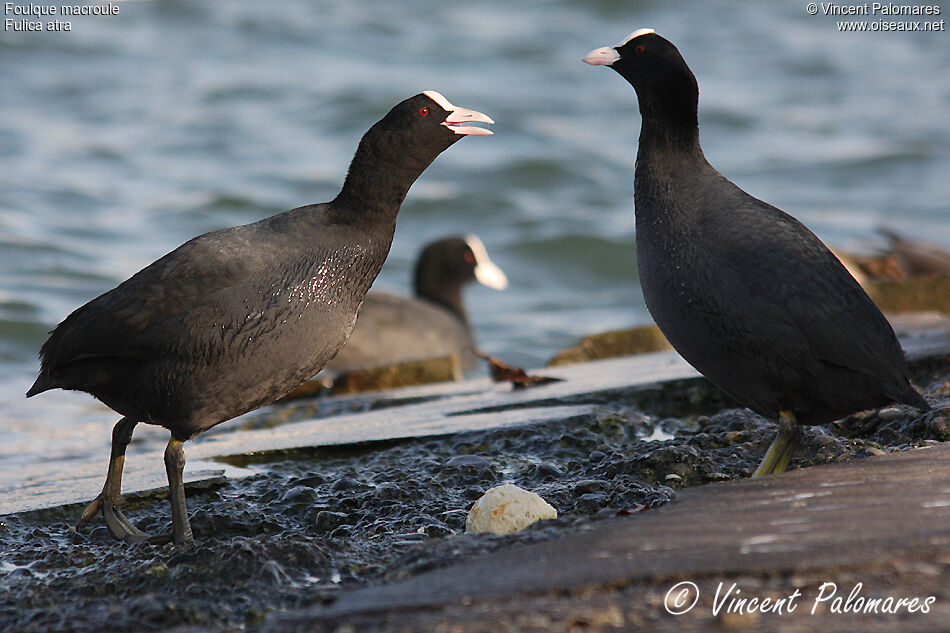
[
  {"xmin": 638, "ymin": 110, "xmax": 700, "ymax": 158},
  {"xmin": 415, "ymin": 274, "xmax": 467, "ymax": 323},
  {"xmin": 635, "ymin": 73, "xmax": 701, "ymax": 155},
  {"xmin": 633, "ymin": 81, "xmax": 709, "ymax": 229},
  {"xmin": 333, "ymin": 133, "xmax": 438, "ymax": 221}
]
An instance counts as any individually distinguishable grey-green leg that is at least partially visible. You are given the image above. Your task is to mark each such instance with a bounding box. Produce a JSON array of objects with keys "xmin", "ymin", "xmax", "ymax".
[
  {"xmin": 164, "ymin": 437, "xmax": 195, "ymax": 544},
  {"xmin": 77, "ymin": 417, "xmax": 154, "ymax": 543},
  {"xmin": 752, "ymin": 409, "xmax": 803, "ymax": 477}
]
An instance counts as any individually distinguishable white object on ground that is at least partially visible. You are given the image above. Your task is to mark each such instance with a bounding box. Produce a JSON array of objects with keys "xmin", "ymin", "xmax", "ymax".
[{"xmin": 465, "ymin": 483, "xmax": 557, "ymax": 535}]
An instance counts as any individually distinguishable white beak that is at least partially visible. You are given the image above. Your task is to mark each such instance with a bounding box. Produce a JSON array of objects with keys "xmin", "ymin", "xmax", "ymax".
[
  {"xmin": 466, "ymin": 235, "xmax": 509, "ymax": 290},
  {"xmin": 423, "ymin": 90, "xmax": 495, "ymax": 136},
  {"xmin": 584, "ymin": 28, "xmax": 655, "ymax": 66},
  {"xmin": 583, "ymin": 46, "xmax": 620, "ymax": 66}
]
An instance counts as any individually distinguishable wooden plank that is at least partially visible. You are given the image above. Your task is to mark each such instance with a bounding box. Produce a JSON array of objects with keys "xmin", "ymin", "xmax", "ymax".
[{"xmin": 282, "ymin": 443, "xmax": 950, "ymax": 625}]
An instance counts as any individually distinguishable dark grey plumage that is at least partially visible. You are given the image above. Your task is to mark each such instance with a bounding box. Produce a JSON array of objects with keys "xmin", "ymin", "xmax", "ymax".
[
  {"xmin": 27, "ymin": 91, "xmax": 493, "ymax": 542},
  {"xmin": 329, "ymin": 235, "xmax": 507, "ymax": 375},
  {"xmin": 31, "ymin": 217, "xmax": 384, "ymax": 439},
  {"xmin": 585, "ymin": 30, "xmax": 928, "ymax": 474}
]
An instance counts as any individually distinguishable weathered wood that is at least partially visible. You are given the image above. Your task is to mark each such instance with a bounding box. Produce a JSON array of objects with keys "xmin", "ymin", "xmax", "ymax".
[{"xmin": 273, "ymin": 443, "xmax": 950, "ymax": 630}]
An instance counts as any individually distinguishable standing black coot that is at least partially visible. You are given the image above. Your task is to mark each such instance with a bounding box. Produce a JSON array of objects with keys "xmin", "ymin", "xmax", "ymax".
[
  {"xmin": 584, "ymin": 30, "xmax": 929, "ymax": 476},
  {"xmin": 329, "ymin": 235, "xmax": 508, "ymax": 375},
  {"xmin": 26, "ymin": 91, "xmax": 493, "ymax": 543}
]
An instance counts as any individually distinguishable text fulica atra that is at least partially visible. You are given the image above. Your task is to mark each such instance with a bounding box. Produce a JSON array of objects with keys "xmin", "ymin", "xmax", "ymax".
[
  {"xmin": 26, "ymin": 91, "xmax": 493, "ymax": 543},
  {"xmin": 329, "ymin": 235, "xmax": 508, "ymax": 375},
  {"xmin": 584, "ymin": 30, "xmax": 929, "ymax": 475}
]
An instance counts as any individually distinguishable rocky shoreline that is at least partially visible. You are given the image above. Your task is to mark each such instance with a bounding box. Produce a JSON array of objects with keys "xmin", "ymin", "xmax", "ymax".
[{"xmin": 1, "ymin": 333, "xmax": 947, "ymax": 632}]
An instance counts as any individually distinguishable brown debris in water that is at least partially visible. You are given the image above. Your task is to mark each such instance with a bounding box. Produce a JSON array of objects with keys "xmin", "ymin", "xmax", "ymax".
[{"xmin": 477, "ymin": 352, "xmax": 563, "ymax": 389}]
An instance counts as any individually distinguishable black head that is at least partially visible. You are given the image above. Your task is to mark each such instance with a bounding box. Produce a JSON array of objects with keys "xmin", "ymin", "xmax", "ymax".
[
  {"xmin": 414, "ymin": 235, "xmax": 508, "ymax": 318},
  {"xmin": 367, "ymin": 91, "xmax": 494, "ymax": 161},
  {"xmin": 338, "ymin": 92, "xmax": 493, "ymax": 207},
  {"xmin": 584, "ymin": 29, "xmax": 698, "ymax": 129}
]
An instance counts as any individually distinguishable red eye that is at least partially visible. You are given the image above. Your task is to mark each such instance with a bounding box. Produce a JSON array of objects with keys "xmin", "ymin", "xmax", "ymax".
[
  {"xmin": 419, "ymin": 107, "xmax": 429, "ymax": 116},
  {"xmin": 464, "ymin": 251, "xmax": 475, "ymax": 265},
  {"xmin": 635, "ymin": 45, "xmax": 645, "ymax": 54}
]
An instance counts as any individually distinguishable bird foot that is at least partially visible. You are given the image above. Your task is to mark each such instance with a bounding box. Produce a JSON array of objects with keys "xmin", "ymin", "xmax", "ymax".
[
  {"xmin": 76, "ymin": 492, "xmax": 168, "ymax": 545},
  {"xmin": 752, "ymin": 410, "xmax": 802, "ymax": 477}
]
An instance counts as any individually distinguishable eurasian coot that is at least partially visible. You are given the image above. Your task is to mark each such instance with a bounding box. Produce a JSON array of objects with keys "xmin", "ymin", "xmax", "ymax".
[
  {"xmin": 27, "ymin": 91, "xmax": 493, "ymax": 542},
  {"xmin": 584, "ymin": 30, "xmax": 928, "ymax": 475},
  {"xmin": 329, "ymin": 235, "xmax": 507, "ymax": 375}
]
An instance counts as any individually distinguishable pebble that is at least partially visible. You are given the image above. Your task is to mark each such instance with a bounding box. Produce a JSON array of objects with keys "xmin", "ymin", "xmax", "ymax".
[
  {"xmin": 416, "ymin": 522, "xmax": 452, "ymax": 537},
  {"xmin": 877, "ymin": 406, "xmax": 904, "ymax": 421},
  {"xmin": 465, "ymin": 483, "xmax": 557, "ymax": 535},
  {"xmin": 535, "ymin": 463, "xmax": 564, "ymax": 480},
  {"xmin": 372, "ymin": 482, "xmax": 406, "ymax": 500},
  {"xmin": 331, "ymin": 477, "xmax": 364, "ymax": 491},
  {"xmin": 575, "ymin": 492, "xmax": 607, "ymax": 513},
  {"xmin": 280, "ymin": 486, "xmax": 319, "ymax": 504},
  {"xmin": 313, "ymin": 511, "xmax": 348, "ymax": 533},
  {"xmin": 572, "ymin": 479, "xmax": 608, "ymax": 495},
  {"xmin": 445, "ymin": 455, "xmax": 493, "ymax": 470},
  {"xmin": 445, "ymin": 455, "xmax": 496, "ymax": 479}
]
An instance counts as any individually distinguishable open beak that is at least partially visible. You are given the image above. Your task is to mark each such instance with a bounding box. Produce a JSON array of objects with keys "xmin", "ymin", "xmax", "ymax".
[
  {"xmin": 423, "ymin": 90, "xmax": 494, "ymax": 136},
  {"xmin": 583, "ymin": 46, "xmax": 620, "ymax": 66},
  {"xmin": 443, "ymin": 107, "xmax": 495, "ymax": 136}
]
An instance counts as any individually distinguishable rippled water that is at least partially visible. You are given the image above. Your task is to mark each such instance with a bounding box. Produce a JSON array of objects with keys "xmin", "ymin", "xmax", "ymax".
[{"xmin": 1, "ymin": 0, "xmax": 948, "ymax": 488}]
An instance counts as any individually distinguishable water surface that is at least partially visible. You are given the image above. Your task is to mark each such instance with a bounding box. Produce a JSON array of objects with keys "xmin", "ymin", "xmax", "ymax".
[{"xmin": 1, "ymin": 0, "xmax": 948, "ymax": 488}]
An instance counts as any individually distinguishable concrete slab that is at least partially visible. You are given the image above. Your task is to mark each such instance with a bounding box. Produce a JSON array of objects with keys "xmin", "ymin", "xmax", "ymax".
[
  {"xmin": 4, "ymin": 315, "xmax": 947, "ymax": 516},
  {"xmin": 0, "ymin": 404, "xmax": 597, "ymax": 514},
  {"xmin": 1, "ymin": 347, "xmax": 701, "ymax": 515},
  {"xmin": 0, "ymin": 467, "xmax": 233, "ymax": 516}
]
